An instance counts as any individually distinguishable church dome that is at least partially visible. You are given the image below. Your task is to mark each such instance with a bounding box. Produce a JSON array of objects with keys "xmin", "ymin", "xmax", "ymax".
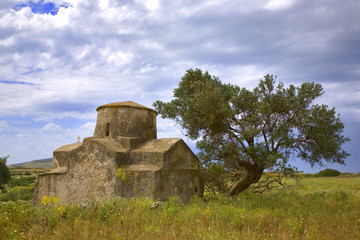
[{"xmin": 94, "ymin": 101, "xmax": 157, "ymax": 140}]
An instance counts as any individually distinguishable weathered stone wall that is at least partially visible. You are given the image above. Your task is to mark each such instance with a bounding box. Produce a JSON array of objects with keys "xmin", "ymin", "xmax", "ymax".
[
  {"xmin": 33, "ymin": 138, "xmax": 127, "ymax": 203},
  {"xmin": 94, "ymin": 103, "xmax": 157, "ymax": 141},
  {"xmin": 33, "ymin": 101, "xmax": 203, "ymax": 205},
  {"xmin": 118, "ymin": 138, "xmax": 203, "ymax": 202}
]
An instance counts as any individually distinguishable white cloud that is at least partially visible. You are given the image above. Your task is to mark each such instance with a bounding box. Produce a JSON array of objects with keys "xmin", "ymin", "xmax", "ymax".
[
  {"xmin": 105, "ymin": 50, "xmax": 133, "ymax": 66},
  {"xmin": 99, "ymin": 0, "xmax": 109, "ymax": 10},
  {"xmin": 135, "ymin": 0, "xmax": 159, "ymax": 12},
  {"xmin": 0, "ymin": 0, "xmax": 359, "ymax": 172},
  {"xmin": 42, "ymin": 122, "xmax": 62, "ymax": 131},
  {"xmin": 264, "ymin": 0, "xmax": 296, "ymax": 10},
  {"xmin": 0, "ymin": 36, "xmax": 15, "ymax": 46},
  {"xmin": 0, "ymin": 118, "xmax": 96, "ymax": 163},
  {"xmin": 79, "ymin": 121, "xmax": 96, "ymax": 132}
]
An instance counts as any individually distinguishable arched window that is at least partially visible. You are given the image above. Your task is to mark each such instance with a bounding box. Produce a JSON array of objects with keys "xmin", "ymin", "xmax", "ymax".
[{"xmin": 106, "ymin": 123, "xmax": 110, "ymax": 137}]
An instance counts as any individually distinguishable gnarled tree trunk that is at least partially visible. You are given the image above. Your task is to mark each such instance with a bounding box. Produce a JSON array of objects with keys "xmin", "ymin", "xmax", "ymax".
[{"xmin": 228, "ymin": 162, "xmax": 264, "ymax": 196}]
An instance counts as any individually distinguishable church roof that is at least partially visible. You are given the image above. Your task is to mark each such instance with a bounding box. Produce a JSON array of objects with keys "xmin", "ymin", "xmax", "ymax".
[{"xmin": 96, "ymin": 101, "xmax": 157, "ymax": 113}]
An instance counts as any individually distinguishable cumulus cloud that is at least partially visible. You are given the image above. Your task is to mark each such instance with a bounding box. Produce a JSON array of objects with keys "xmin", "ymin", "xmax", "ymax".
[
  {"xmin": 264, "ymin": 0, "xmax": 296, "ymax": 11},
  {"xmin": 0, "ymin": 0, "xmax": 359, "ymax": 172},
  {"xmin": 0, "ymin": 117, "xmax": 96, "ymax": 162},
  {"xmin": 42, "ymin": 122, "xmax": 61, "ymax": 131}
]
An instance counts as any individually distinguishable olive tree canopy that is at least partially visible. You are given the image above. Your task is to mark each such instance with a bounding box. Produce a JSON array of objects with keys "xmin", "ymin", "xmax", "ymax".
[{"xmin": 153, "ymin": 69, "xmax": 350, "ymax": 195}]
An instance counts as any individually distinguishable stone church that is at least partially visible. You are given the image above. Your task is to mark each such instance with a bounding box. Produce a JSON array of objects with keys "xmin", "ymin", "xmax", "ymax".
[{"xmin": 33, "ymin": 101, "xmax": 203, "ymax": 204}]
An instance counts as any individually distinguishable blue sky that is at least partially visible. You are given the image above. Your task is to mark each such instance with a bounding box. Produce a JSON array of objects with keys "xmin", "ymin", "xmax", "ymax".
[
  {"xmin": 13, "ymin": 0, "xmax": 69, "ymax": 15},
  {"xmin": 0, "ymin": 0, "xmax": 359, "ymax": 173}
]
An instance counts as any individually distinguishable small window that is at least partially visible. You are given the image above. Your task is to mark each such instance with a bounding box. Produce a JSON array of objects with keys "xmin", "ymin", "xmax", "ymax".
[
  {"xmin": 194, "ymin": 186, "xmax": 198, "ymax": 193},
  {"xmin": 106, "ymin": 123, "xmax": 110, "ymax": 136}
]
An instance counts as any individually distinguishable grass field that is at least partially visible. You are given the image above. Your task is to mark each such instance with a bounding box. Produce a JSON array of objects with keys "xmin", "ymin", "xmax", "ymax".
[{"xmin": 1, "ymin": 177, "xmax": 359, "ymax": 240}]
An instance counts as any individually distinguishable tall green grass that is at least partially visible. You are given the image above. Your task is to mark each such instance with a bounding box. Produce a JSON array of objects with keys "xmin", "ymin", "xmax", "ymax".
[
  {"xmin": 1, "ymin": 177, "xmax": 359, "ymax": 240},
  {"xmin": 298, "ymin": 177, "xmax": 360, "ymax": 198}
]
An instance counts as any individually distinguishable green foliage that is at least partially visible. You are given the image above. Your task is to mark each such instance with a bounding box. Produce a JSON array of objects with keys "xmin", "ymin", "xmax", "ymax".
[
  {"xmin": 340, "ymin": 172, "xmax": 360, "ymax": 177},
  {"xmin": 154, "ymin": 69, "xmax": 350, "ymax": 195},
  {"xmin": 0, "ymin": 156, "xmax": 11, "ymax": 188},
  {"xmin": 6, "ymin": 176, "xmax": 37, "ymax": 188},
  {"xmin": 0, "ymin": 173, "xmax": 36, "ymax": 202},
  {"xmin": 317, "ymin": 168, "xmax": 341, "ymax": 177},
  {"xmin": 0, "ymin": 186, "xmax": 33, "ymax": 201},
  {"xmin": 116, "ymin": 168, "xmax": 127, "ymax": 182}
]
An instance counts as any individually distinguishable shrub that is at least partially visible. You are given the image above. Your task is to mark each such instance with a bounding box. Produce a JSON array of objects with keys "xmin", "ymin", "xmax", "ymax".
[
  {"xmin": 0, "ymin": 175, "xmax": 36, "ymax": 202},
  {"xmin": 0, "ymin": 156, "xmax": 11, "ymax": 187},
  {"xmin": 317, "ymin": 168, "xmax": 341, "ymax": 177},
  {"xmin": 6, "ymin": 176, "xmax": 36, "ymax": 188},
  {"xmin": 116, "ymin": 168, "xmax": 127, "ymax": 182},
  {"xmin": 0, "ymin": 186, "xmax": 33, "ymax": 201},
  {"xmin": 301, "ymin": 173, "xmax": 316, "ymax": 178}
]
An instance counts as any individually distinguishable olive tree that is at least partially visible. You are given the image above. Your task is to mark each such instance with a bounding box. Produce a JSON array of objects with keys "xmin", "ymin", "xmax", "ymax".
[
  {"xmin": 0, "ymin": 155, "xmax": 11, "ymax": 189},
  {"xmin": 153, "ymin": 69, "xmax": 350, "ymax": 196}
]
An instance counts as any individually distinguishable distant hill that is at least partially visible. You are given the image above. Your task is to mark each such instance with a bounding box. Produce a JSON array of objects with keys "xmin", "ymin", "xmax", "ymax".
[{"xmin": 10, "ymin": 158, "xmax": 53, "ymax": 169}]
